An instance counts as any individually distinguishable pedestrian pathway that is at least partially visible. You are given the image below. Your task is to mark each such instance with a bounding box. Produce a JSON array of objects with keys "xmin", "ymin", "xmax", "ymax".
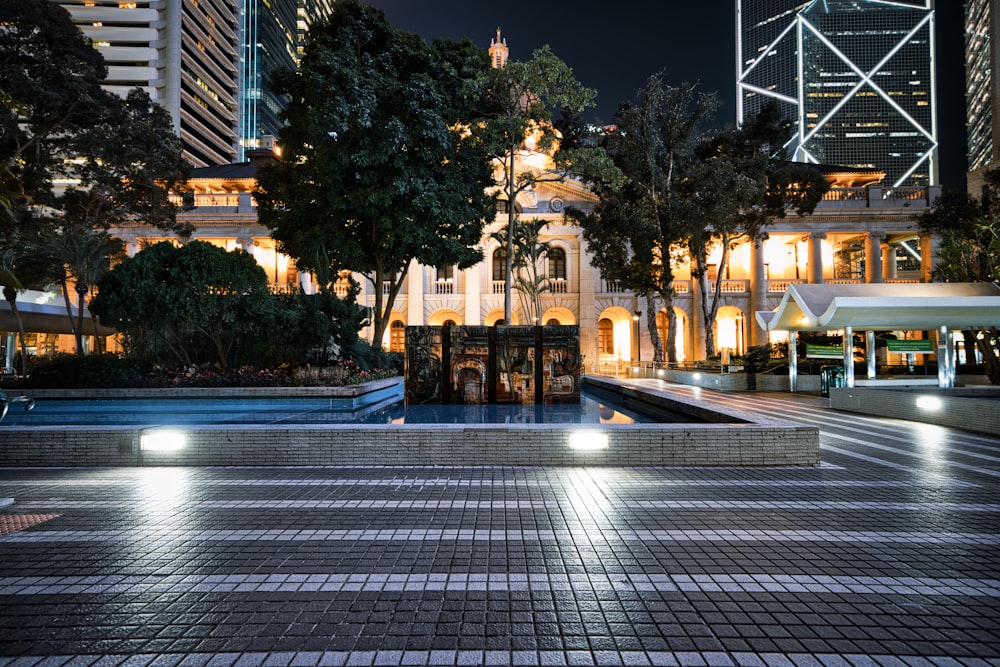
[{"xmin": 0, "ymin": 384, "xmax": 998, "ymax": 666}]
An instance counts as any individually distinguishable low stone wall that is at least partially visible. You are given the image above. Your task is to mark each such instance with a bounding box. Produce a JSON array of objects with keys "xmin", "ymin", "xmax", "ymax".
[
  {"xmin": 0, "ymin": 376, "xmax": 820, "ymax": 467},
  {"xmin": 829, "ymin": 386, "xmax": 1000, "ymax": 436}
]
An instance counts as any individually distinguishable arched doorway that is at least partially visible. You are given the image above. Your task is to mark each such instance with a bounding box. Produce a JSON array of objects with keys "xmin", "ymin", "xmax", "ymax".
[
  {"xmin": 656, "ymin": 308, "xmax": 687, "ymax": 362},
  {"xmin": 388, "ymin": 320, "xmax": 406, "ymax": 353},
  {"xmin": 715, "ymin": 305, "xmax": 746, "ymax": 356}
]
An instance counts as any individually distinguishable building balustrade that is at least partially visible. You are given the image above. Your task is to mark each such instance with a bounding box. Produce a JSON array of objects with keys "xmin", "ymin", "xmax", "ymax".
[
  {"xmin": 492, "ymin": 281, "xmax": 506, "ymax": 294},
  {"xmin": 719, "ymin": 279, "xmax": 748, "ymax": 293},
  {"xmin": 434, "ymin": 281, "xmax": 454, "ymax": 295},
  {"xmin": 769, "ymin": 279, "xmax": 804, "ymax": 293},
  {"xmin": 550, "ymin": 279, "xmax": 567, "ymax": 294}
]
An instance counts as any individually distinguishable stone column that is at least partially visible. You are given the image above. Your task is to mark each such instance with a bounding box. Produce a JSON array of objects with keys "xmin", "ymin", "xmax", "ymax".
[
  {"xmin": 407, "ymin": 259, "xmax": 424, "ymax": 328},
  {"xmin": 882, "ymin": 241, "xmax": 897, "ymax": 280},
  {"xmin": 807, "ymin": 232, "xmax": 826, "ymax": 284},
  {"xmin": 920, "ymin": 233, "xmax": 938, "ymax": 283},
  {"xmin": 464, "ymin": 264, "xmax": 481, "ymax": 325},
  {"xmin": 843, "ymin": 326, "xmax": 855, "ymax": 388},
  {"xmin": 749, "ymin": 239, "xmax": 768, "ymax": 347},
  {"xmin": 865, "ymin": 233, "xmax": 883, "ymax": 284}
]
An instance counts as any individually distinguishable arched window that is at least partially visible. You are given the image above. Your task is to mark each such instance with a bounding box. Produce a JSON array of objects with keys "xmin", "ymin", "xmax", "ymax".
[
  {"xmin": 656, "ymin": 311, "xmax": 670, "ymax": 353},
  {"xmin": 435, "ymin": 265, "xmax": 454, "ymax": 282},
  {"xmin": 546, "ymin": 318, "xmax": 560, "ymax": 325},
  {"xmin": 548, "ymin": 248, "xmax": 566, "ymax": 281},
  {"xmin": 442, "ymin": 319, "xmax": 456, "ymax": 327},
  {"xmin": 492, "ymin": 249, "xmax": 507, "ymax": 283},
  {"xmin": 598, "ymin": 318, "xmax": 614, "ymax": 355},
  {"xmin": 389, "ymin": 321, "xmax": 406, "ymax": 353}
]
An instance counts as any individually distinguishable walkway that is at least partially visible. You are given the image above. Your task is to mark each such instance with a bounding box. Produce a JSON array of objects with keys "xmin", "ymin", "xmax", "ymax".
[{"xmin": 1, "ymin": 385, "xmax": 998, "ymax": 666}]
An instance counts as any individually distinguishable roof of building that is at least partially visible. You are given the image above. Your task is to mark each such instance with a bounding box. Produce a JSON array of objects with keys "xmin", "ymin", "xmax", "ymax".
[{"xmin": 755, "ymin": 282, "xmax": 1000, "ymax": 332}]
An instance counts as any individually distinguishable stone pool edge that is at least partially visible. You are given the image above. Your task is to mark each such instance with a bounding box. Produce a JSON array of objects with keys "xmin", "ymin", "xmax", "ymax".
[{"xmin": 0, "ymin": 376, "xmax": 819, "ymax": 467}]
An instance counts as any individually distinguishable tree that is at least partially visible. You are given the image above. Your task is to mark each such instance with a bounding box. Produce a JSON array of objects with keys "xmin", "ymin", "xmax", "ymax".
[
  {"xmin": 478, "ymin": 44, "xmax": 618, "ymax": 322},
  {"xmin": 36, "ymin": 224, "xmax": 124, "ymax": 355},
  {"xmin": 491, "ymin": 218, "xmax": 552, "ymax": 324},
  {"xmin": 573, "ymin": 75, "xmax": 715, "ymax": 363},
  {"xmin": 255, "ymin": 1, "xmax": 497, "ymax": 347},
  {"xmin": 0, "ymin": 1, "xmax": 108, "ymax": 219},
  {"xmin": 919, "ymin": 170, "xmax": 1000, "ymax": 383},
  {"xmin": 59, "ymin": 88, "xmax": 192, "ymax": 236},
  {"xmin": 91, "ymin": 241, "xmax": 275, "ymax": 368},
  {"xmin": 681, "ymin": 102, "xmax": 828, "ymax": 357}
]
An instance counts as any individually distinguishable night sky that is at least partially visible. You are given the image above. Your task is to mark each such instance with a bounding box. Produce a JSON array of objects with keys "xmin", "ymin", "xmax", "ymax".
[{"xmin": 362, "ymin": 1, "xmax": 968, "ymax": 190}]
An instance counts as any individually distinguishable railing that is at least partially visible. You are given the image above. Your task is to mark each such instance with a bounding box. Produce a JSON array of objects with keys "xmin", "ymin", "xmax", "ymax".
[
  {"xmin": 882, "ymin": 186, "xmax": 928, "ymax": 201},
  {"xmin": 602, "ymin": 280, "xmax": 625, "ymax": 293},
  {"xmin": 550, "ymin": 279, "xmax": 567, "ymax": 294},
  {"xmin": 671, "ymin": 281, "xmax": 690, "ymax": 294},
  {"xmin": 434, "ymin": 281, "xmax": 454, "ymax": 295},
  {"xmin": 169, "ymin": 193, "xmax": 243, "ymax": 208},
  {"xmin": 492, "ymin": 281, "xmax": 506, "ymax": 294},
  {"xmin": 719, "ymin": 279, "xmax": 748, "ymax": 294},
  {"xmin": 267, "ymin": 282, "xmax": 297, "ymax": 295},
  {"xmin": 769, "ymin": 279, "xmax": 803, "ymax": 293},
  {"xmin": 822, "ymin": 187, "xmax": 868, "ymax": 201}
]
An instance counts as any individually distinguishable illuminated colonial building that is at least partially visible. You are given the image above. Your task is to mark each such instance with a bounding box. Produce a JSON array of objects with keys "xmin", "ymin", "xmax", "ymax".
[
  {"xmin": 737, "ymin": 0, "xmax": 938, "ymax": 187},
  {"xmin": 59, "ymin": 0, "xmax": 240, "ymax": 167},
  {"xmin": 966, "ymin": 0, "xmax": 1000, "ymax": 194},
  {"xmin": 103, "ymin": 140, "xmax": 941, "ymax": 370}
]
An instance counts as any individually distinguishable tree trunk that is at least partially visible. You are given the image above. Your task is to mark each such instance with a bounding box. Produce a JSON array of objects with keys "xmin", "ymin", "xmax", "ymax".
[
  {"xmin": 978, "ymin": 327, "xmax": 1000, "ymax": 385},
  {"xmin": 503, "ymin": 150, "xmax": 517, "ymax": 324},
  {"xmin": 658, "ymin": 288, "xmax": 678, "ymax": 365},
  {"xmin": 645, "ymin": 294, "xmax": 663, "ymax": 363},
  {"xmin": 76, "ymin": 287, "xmax": 88, "ymax": 356}
]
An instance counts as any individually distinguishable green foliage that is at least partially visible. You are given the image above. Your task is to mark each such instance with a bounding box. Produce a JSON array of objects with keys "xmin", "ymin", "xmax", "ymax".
[
  {"xmin": 0, "ymin": 0, "xmax": 108, "ymax": 217},
  {"xmin": 91, "ymin": 241, "xmax": 276, "ymax": 368},
  {"xmin": 27, "ymin": 353, "xmax": 151, "ymax": 389},
  {"xmin": 255, "ymin": 1, "xmax": 496, "ymax": 347},
  {"xmin": 573, "ymin": 76, "xmax": 715, "ymax": 363}
]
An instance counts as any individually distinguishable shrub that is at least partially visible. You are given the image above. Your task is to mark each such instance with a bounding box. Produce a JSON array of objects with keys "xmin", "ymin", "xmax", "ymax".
[{"xmin": 27, "ymin": 354, "xmax": 151, "ymax": 389}]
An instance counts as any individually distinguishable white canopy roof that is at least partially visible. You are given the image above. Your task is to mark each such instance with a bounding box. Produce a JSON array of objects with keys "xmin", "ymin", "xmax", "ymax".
[
  {"xmin": 0, "ymin": 290, "xmax": 115, "ymax": 336},
  {"xmin": 756, "ymin": 282, "xmax": 1000, "ymax": 332}
]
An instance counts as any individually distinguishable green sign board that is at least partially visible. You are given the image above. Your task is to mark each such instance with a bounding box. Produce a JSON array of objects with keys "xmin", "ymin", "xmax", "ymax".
[
  {"xmin": 806, "ymin": 344, "xmax": 844, "ymax": 359},
  {"xmin": 886, "ymin": 339, "xmax": 934, "ymax": 354}
]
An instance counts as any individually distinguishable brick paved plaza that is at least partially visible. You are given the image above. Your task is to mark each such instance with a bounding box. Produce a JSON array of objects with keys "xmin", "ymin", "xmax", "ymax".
[{"xmin": 0, "ymin": 386, "xmax": 998, "ymax": 666}]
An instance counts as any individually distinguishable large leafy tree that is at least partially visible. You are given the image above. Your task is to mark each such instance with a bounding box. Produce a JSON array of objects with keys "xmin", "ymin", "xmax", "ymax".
[
  {"xmin": 91, "ymin": 241, "xmax": 275, "ymax": 368},
  {"xmin": 682, "ymin": 103, "xmax": 828, "ymax": 357},
  {"xmin": 0, "ymin": 0, "xmax": 108, "ymax": 216},
  {"xmin": 573, "ymin": 76, "xmax": 715, "ymax": 363},
  {"xmin": 255, "ymin": 1, "xmax": 497, "ymax": 347}
]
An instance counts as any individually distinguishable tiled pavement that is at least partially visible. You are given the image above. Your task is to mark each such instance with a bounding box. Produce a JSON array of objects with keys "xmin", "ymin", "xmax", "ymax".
[{"xmin": 0, "ymin": 385, "xmax": 998, "ymax": 666}]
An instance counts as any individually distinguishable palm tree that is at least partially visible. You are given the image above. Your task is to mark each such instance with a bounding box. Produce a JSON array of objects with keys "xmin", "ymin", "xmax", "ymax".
[
  {"xmin": 491, "ymin": 218, "xmax": 553, "ymax": 324},
  {"xmin": 38, "ymin": 224, "xmax": 124, "ymax": 355}
]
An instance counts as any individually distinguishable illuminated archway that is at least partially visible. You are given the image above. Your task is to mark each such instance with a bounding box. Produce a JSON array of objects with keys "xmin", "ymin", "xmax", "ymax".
[
  {"xmin": 715, "ymin": 305, "xmax": 746, "ymax": 356},
  {"xmin": 596, "ymin": 306, "xmax": 635, "ymax": 362},
  {"xmin": 428, "ymin": 309, "xmax": 462, "ymax": 326},
  {"xmin": 484, "ymin": 308, "xmax": 518, "ymax": 326},
  {"xmin": 656, "ymin": 308, "xmax": 688, "ymax": 362},
  {"xmin": 540, "ymin": 307, "xmax": 575, "ymax": 325}
]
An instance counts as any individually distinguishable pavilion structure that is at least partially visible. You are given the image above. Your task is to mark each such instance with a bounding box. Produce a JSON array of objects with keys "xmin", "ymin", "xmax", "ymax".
[{"xmin": 756, "ymin": 283, "xmax": 1000, "ymax": 391}]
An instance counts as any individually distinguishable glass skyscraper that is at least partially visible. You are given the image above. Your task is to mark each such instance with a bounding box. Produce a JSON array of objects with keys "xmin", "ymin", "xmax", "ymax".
[
  {"xmin": 239, "ymin": 0, "xmax": 335, "ymax": 160},
  {"xmin": 737, "ymin": 0, "xmax": 938, "ymax": 187},
  {"xmin": 965, "ymin": 0, "xmax": 998, "ymax": 186}
]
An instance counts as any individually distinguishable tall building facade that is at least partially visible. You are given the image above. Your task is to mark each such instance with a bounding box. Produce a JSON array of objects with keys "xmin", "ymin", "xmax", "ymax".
[
  {"xmin": 239, "ymin": 0, "xmax": 335, "ymax": 160},
  {"xmin": 966, "ymin": 0, "xmax": 1000, "ymax": 194},
  {"xmin": 737, "ymin": 0, "xmax": 938, "ymax": 187},
  {"xmin": 60, "ymin": 0, "xmax": 240, "ymax": 167}
]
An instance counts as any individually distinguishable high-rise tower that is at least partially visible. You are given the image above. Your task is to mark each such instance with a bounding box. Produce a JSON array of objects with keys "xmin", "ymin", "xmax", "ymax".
[
  {"xmin": 737, "ymin": 0, "xmax": 937, "ymax": 187},
  {"xmin": 965, "ymin": 0, "xmax": 1000, "ymax": 194},
  {"xmin": 61, "ymin": 0, "xmax": 240, "ymax": 168},
  {"xmin": 239, "ymin": 0, "xmax": 336, "ymax": 159}
]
